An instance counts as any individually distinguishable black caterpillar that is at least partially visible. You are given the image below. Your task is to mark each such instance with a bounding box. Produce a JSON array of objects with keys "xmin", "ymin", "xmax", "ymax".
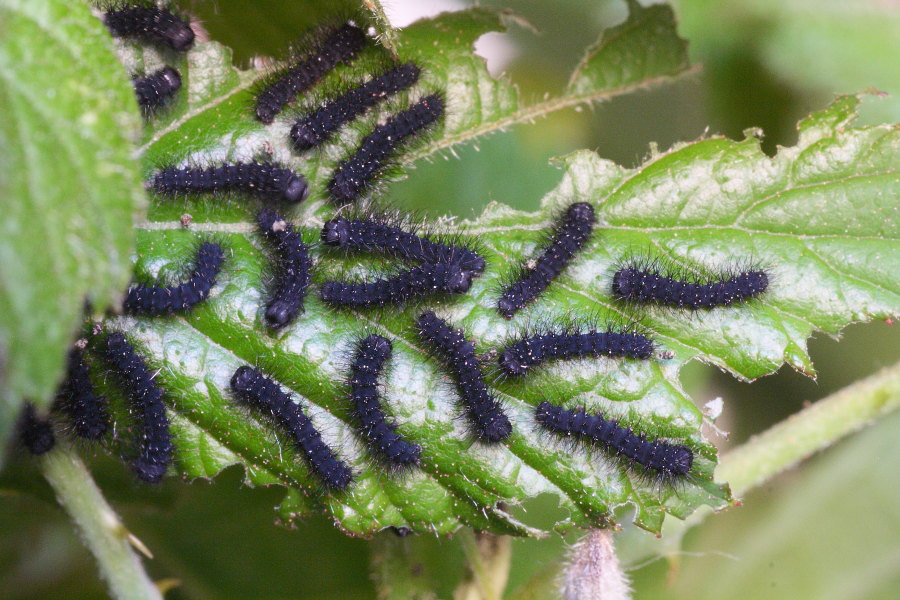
[
  {"xmin": 348, "ymin": 335, "xmax": 421, "ymax": 467},
  {"xmin": 230, "ymin": 366, "xmax": 353, "ymax": 491},
  {"xmin": 255, "ymin": 23, "xmax": 367, "ymax": 124},
  {"xmin": 101, "ymin": 333, "xmax": 173, "ymax": 483},
  {"xmin": 329, "ymin": 94, "xmax": 444, "ymax": 203},
  {"xmin": 103, "ymin": 4, "xmax": 195, "ymax": 52},
  {"xmin": 151, "ymin": 162, "xmax": 308, "ymax": 204},
  {"xmin": 498, "ymin": 327, "xmax": 654, "ymax": 377},
  {"xmin": 123, "ymin": 241, "xmax": 224, "ymax": 316},
  {"xmin": 291, "ymin": 62, "xmax": 421, "ymax": 151},
  {"xmin": 320, "ymin": 262, "xmax": 473, "ymax": 309},
  {"xmin": 498, "ymin": 202, "xmax": 596, "ymax": 318},
  {"xmin": 321, "ymin": 214, "xmax": 485, "ymax": 274},
  {"xmin": 57, "ymin": 348, "xmax": 108, "ymax": 440},
  {"xmin": 535, "ymin": 402, "xmax": 693, "ymax": 480},
  {"xmin": 612, "ymin": 263, "xmax": 769, "ymax": 309},
  {"xmin": 415, "ymin": 311, "xmax": 512, "ymax": 443},
  {"xmin": 257, "ymin": 209, "xmax": 311, "ymax": 329},
  {"xmin": 133, "ymin": 66, "xmax": 181, "ymax": 113},
  {"xmin": 18, "ymin": 403, "xmax": 55, "ymax": 455}
]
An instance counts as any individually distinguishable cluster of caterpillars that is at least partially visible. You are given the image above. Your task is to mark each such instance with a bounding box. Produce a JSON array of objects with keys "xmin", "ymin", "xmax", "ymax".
[
  {"xmin": 102, "ymin": 5, "xmax": 194, "ymax": 113},
  {"xmin": 22, "ymin": 195, "xmax": 768, "ymax": 487},
  {"xmin": 19, "ymin": 4, "xmax": 770, "ymax": 499},
  {"xmin": 142, "ymin": 17, "xmax": 443, "ymax": 207}
]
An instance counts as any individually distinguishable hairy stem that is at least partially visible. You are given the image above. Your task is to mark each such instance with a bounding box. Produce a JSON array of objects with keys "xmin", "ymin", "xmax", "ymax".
[
  {"xmin": 362, "ymin": 0, "xmax": 400, "ymax": 55},
  {"xmin": 718, "ymin": 359, "xmax": 900, "ymax": 496},
  {"xmin": 454, "ymin": 531, "xmax": 512, "ymax": 600},
  {"xmin": 40, "ymin": 445, "xmax": 162, "ymax": 600}
]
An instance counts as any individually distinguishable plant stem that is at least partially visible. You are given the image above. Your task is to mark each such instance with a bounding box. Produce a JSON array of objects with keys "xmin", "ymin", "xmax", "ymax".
[
  {"xmin": 40, "ymin": 444, "xmax": 163, "ymax": 600},
  {"xmin": 622, "ymin": 360, "xmax": 900, "ymax": 567},
  {"xmin": 405, "ymin": 66, "xmax": 698, "ymax": 164},
  {"xmin": 718, "ymin": 360, "xmax": 900, "ymax": 497},
  {"xmin": 454, "ymin": 531, "xmax": 512, "ymax": 600},
  {"xmin": 370, "ymin": 534, "xmax": 437, "ymax": 600}
]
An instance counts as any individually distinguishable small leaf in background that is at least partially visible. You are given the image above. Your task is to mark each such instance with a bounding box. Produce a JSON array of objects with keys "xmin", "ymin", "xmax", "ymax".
[
  {"xmin": 0, "ymin": 0, "xmax": 142, "ymax": 450},
  {"xmin": 676, "ymin": 0, "xmax": 900, "ymax": 126},
  {"xmin": 566, "ymin": 0, "xmax": 689, "ymax": 97}
]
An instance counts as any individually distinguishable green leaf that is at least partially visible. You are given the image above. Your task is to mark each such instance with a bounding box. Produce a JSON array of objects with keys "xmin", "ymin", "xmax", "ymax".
[
  {"xmin": 566, "ymin": 0, "xmax": 689, "ymax": 97},
  {"xmin": 78, "ymin": 3, "xmax": 898, "ymax": 538},
  {"xmin": 0, "ymin": 0, "xmax": 142, "ymax": 443}
]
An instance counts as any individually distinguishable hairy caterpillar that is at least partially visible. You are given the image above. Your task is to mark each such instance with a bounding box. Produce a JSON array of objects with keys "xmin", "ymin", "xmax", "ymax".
[
  {"xmin": 291, "ymin": 62, "xmax": 421, "ymax": 151},
  {"xmin": 321, "ymin": 213, "xmax": 485, "ymax": 274},
  {"xmin": 328, "ymin": 94, "xmax": 444, "ymax": 204},
  {"xmin": 348, "ymin": 335, "xmax": 421, "ymax": 467},
  {"xmin": 535, "ymin": 401, "xmax": 693, "ymax": 481},
  {"xmin": 612, "ymin": 261, "xmax": 769, "ymax": 309},
  {"xmin": 102, "ymin": 4, "xmax": 195, "ymax": 52},
  {"xmin": 415, "ymin": 311, "xmax": 512, "ymax": 443},
  {"xmin": 257, "ymin": 210, "xmax": 311, "ymax": 329},
  {"xmin": 101, "ymin": 333, "xmax": 173, "ymax": 483},
  {"xmin": 18, "ymin": 404, "xmax": 55, "ymax": 455},
  {"xmin": 254, "ymin": 23, "xmax": 367, "ymax": 124},
  {"xmin": 499, "ymin": 326, "xmax": 654, "ymax": 377},
  {"xmin": 123, "ymin": 241, "xmax": 224, "ymax": 315},
  {"xmin": 230, "ymin": 366, "xmax": 353, "ymax": 491},
  {"xmin": 151, "ymin": 162, "xmax": 308, "ymax": 204},
  {"xmin": 320, "ymin": 262, "xmax": 473, "ymax": 309},
  {"xmin": 133, "ymin": 66, "xmax": 181, "ymax": 114},
  {"xmin": 57, "ymin": 348, "xmax": 108, "ymax": 440},
  {"xmin": 498, "ymin": 202, "xmax": 596, "ymax": 318}
]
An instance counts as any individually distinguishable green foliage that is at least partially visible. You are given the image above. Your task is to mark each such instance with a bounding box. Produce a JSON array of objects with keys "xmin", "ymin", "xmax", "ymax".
[
  {"xmin": 2, "ymin": 0, "xmax": 897, "ymax": 544},
  {"xmin": 86, "ymin": 2, "xmax": 897, "ymax": 539},
  {"xmin": 0, "ymin": 0, "xmax": 142, "ymax": 448},
  {"xmin": 676, "ymin": 0, "xmax": 900, "ymax": 125}
]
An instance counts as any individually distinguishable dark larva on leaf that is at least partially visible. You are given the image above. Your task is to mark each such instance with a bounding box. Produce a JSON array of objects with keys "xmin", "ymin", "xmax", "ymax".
[
  {"xmin": 151, "ymin": 162, "xmax": 308, "ymax": 204},
  {"xmin": 415, "ymin": 311, "xmax": 512, "ymax": 443},
  {"xmin": 320, "ymin": 262, "xmax": 473, "ymax": 309},
  {"xmin": 255, "ymin": 23, "xmax": 367, "ymax": 124},
  {"xmin": 57, "ymin": 348, "xmax": 108, "ymax": 440},
  {"xmin": 18, "ymin": 403, "xmax": 55, "ymax": 456},
  {"xmin": 230, "ymin": 366, "xmax": 353, "ymax": 491},
  {"xmin": 321, "ymin": 214, "xmax": 485, "ymax": 274},
  {"xmin": 348, "ymin": 335, "xmax": 421, "ymax": 467},
  {"xmin": 291, "ymin": 62, "xmax": 421, "ymax": 151},
  {"xmin": 133, "ymin": 66, "xmax": 181, "ymax": 114},
  {"xmin": 102, "ymin": 5, "xmax": 195, "ymax": 52},
  {"xmin": 257, "ymin": 209, "xmax": 311, "ymax": 329},
  {"xmin": 498, "ymin": 327, "xmax": 654, "ymax": 377},
  {"xmin": 612, "ymin": 263, "xmax": 769, "ymax": 309},
  {"xmin": 123, "ymin": 241, "xmax": 224, "ymax": 316},
  {"xmin": 498, "ymin": 202, "xmax": 596, "ymax": 319},
  {"xmin": 328, "ymin": 94, "xmax": 444, "ymax": 204},
  {"xmin": 535, "ymin": 402, "xmax": 693, "ymax": 482},
  {"xmin": 101, "ymin": 333, "xmax": 173, "ymax": 483}
]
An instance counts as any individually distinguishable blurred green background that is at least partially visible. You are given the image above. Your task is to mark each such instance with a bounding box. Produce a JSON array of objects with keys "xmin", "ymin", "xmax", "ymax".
[{"xmin": 1, "ymin": 0, "xmax": 897, "ymax": 598}]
